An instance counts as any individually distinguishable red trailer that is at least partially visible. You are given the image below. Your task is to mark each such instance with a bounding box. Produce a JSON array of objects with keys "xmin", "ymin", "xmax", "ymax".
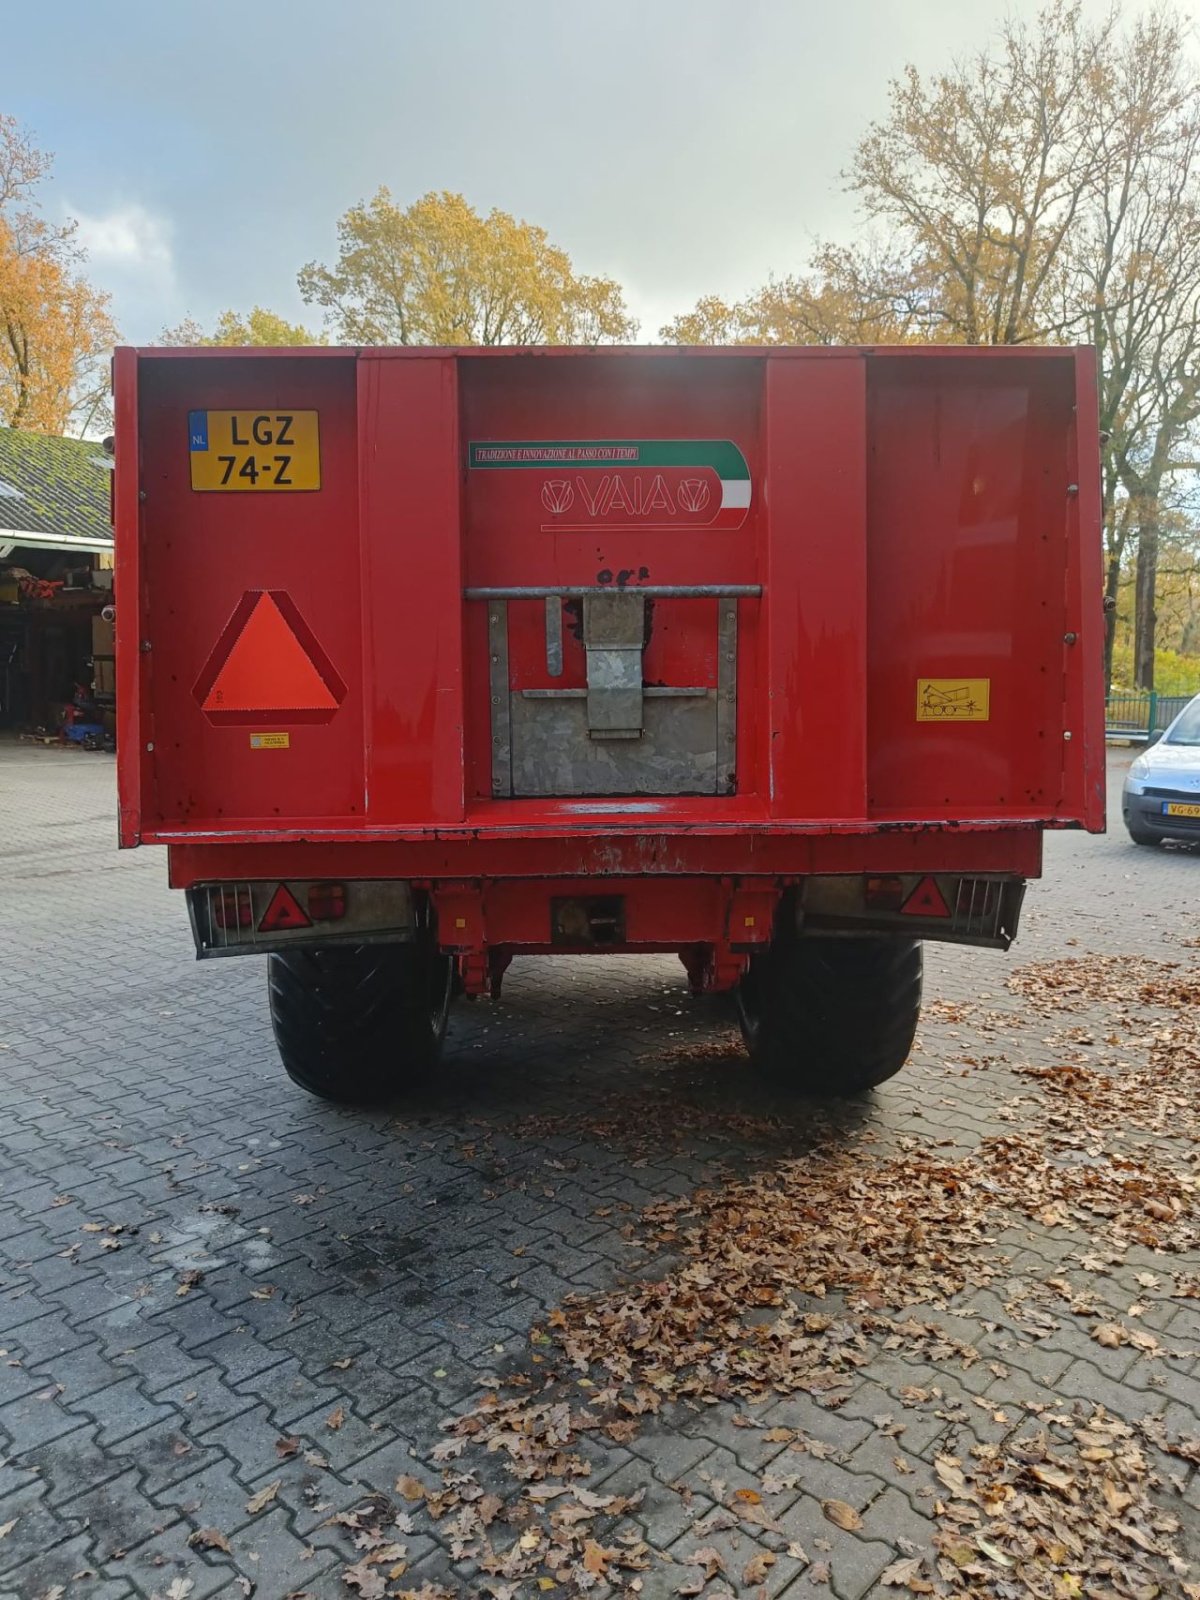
[{"xmin": 114, "ymin": 344, "xmax": 1104, "ymax": 1102}]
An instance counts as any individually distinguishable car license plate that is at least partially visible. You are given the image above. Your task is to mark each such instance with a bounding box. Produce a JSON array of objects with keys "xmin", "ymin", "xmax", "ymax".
[
  {"xmin": 189, "ymin": 409, "xmax": 320, "ymax": 491},
  {"xmin": 1162, "ymin": 801, "xmax": 1200, "ymax": 817}
]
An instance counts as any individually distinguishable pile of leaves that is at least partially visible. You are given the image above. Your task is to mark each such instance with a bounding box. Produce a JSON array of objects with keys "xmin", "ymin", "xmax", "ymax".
[
  {"xmin": 926, "ymin": 1408, "xmax": 1190, "ymax": 1595},
  {"xmin": 1007, "ymin": 957, "xmax": 1200, "ymax": 1147},
  {"xmin": 323, "ymin": 954, "xmax": 1198, "ymax": 1597},
  {"xmin": 1005, "ymin": 955, "xmax": 1193, "ymax": 1015}
]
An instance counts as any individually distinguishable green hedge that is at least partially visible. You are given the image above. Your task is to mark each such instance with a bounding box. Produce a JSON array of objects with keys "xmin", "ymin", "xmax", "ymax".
[{"xmin": 1109, "ymin": 646, "xmax": 1200, "ymax": 696}]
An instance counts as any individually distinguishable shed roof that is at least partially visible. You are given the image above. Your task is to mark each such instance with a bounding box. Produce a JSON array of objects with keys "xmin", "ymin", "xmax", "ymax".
[{"xmin": 0, "ymin": 427, "xmax": 113, "ymax": 553}]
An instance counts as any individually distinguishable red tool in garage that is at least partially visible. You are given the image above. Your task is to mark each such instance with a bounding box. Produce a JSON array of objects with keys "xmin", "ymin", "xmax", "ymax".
[{"xmin": 113, "ymin": 345, "xmax": 1105, "ymax": 1103}]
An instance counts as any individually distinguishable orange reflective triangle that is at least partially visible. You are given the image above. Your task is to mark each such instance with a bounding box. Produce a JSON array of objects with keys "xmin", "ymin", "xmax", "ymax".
[
  {"xmin": 901, "ymin": 876, "xmax": 951, "ymax": 918},
  {"xmin": 202, "ymin": 593, "xmax": 338, "ymax": 713},
  {"xmin": 259, "ymin": 883, "xmax": 312, "ymax": 933}
]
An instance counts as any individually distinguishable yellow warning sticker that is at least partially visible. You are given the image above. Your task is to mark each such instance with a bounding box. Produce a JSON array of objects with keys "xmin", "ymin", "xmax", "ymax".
[
  {"xmin": 916, "ymin": 678, "xmax": 990, "ymax": 722},
  {"xmin": 249, "ymin": 732, "xmax": 290, "ymax": 750}
]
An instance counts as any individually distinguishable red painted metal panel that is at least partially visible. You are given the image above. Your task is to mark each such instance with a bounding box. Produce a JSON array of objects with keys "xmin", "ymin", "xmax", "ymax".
[
  {"xmin": 865, "ymin": 352, "xmax": 1093, "ymax": 823},
  {"xmin": 762, "ymin": 356, "xmax": 867, "ymax": 818},
  {"xmin": 434, "ymin": 876, "xmax": 746, "ymax": 947},
  {"xmin": 165, "ymin": 827, "xmax": 1043, "ymax": 889},
  {"xmin": 1068, "ymin": 348, "xmax": 1106, "ymax": 831},
  {"xmin": 113, "ymin": 348, "xmax": 146, "ymax": 846},
  {"xmin": 131, "ymin": 355, "xmax": 364, "ymax": 829},
  {"xmin": 357, "ymin": 355, "xmax": 465, "ymax": 822}
]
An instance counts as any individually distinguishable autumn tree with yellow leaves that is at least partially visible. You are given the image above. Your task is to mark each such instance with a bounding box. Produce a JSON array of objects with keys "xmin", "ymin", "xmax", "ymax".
[
  {"xmin": 0, "ymin": 115, "xmax": 117, "ymax": 435},
  {"xmin": 160, "ymin": 305, "xmax": 324, "ymax": 347},
  {"xmin": 660, "ymin": 242, "xmax": 933, "ymax": 347},
  {"xmin": 666, "ymin": 2, "xmax": 1200, "ymax": 691},
  {"xmin": 298, "ymin": 189, "xmax": 637, "ymax": 346}
]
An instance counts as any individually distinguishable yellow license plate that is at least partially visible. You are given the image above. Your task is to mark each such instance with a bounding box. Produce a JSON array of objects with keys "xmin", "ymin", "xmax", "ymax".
[
  {"xmin": 1163, "ymin": 802, "xmax": 1200, "ymax": 817},
  {"xmin": 189, "ymin": 409, "xmax": 320, "ymax": 491}
]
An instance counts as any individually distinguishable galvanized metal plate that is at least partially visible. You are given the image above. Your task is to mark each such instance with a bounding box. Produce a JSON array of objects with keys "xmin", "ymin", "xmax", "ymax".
[
  {"xmin": 489, "ymin": 601, "xmax": 513, "ymax": 796},
  {"xmin": 509, "ymin": 690, "xmax": 720, "ymax": 796}
]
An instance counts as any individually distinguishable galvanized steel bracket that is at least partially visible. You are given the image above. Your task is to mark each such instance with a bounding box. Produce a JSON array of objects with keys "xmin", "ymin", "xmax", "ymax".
[{"xmin": 583, "ymin": 591, "xmax": 646, "ymax": 740}]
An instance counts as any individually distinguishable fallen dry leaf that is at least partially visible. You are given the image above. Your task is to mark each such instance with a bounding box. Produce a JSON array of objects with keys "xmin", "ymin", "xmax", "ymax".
[
  {"xmin": 743, "ymin": 1550, "xmax": 777, "ymax": 1584},
  {"xmin": 934, "ymin": 1456, "xmax": 968, "ymax": 1498},
  {"xmin": 245, "ymin": 1479, "xmax": 280, "ymax": 1515},
  {"xmin": 686, "ymin": 1547, "xmax": 726, "ymax": 1578},
  {"xmin": 325, "ymin": 1405, "xmax": 345, "ymax": 1431},
  {"xmin": 1092, "ymin": 1322, "xmax": 1126, "ymax": 1349},
  {"xmin": 187, "ymin": 1527, "xmax": 232, "ymax": 1553},
  {"xmin": 880, "ymin": 1556, "xmax": 926, "ymax": 1587},
  {"xmin": 1026, "ymin": 1461, "xmax": 1076, "ymax": 1495},
  {"xmin": 340, "ymin": 1559, "xmax": 387, "ymax": 1599},
  {"xmin": 821, "ymin": 1500, "xmax": 861, "ymax": 1531},
  {"xmin": 582, "ymin": 1539, "xmax": 616, "ymax": 1575}
]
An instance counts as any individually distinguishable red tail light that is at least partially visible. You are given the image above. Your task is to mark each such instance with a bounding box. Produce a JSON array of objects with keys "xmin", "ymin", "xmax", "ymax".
[
  {"xmin": 212, "ymin": 887, "xmax": 252, "ymax": 928},
  {"xmin": 864, "ymin": 875, "xmax": 904, "ymax": 911},
  {"xmin": 307, "ymin": 883, "xmax": 347, "ymax": 921}
]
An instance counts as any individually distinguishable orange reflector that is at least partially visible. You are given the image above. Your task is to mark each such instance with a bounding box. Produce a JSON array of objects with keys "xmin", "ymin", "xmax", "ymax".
[
  {"xmin": 203, "ymin": 594, "xmax": 336, "ymax": 713},
  {"xmin": 901, "ymin": 876, "xmax": 951, "ymax": 918},
  {"xmin": 258, "ymin": 883, "xmax": 312, "ymax": 933},
  {"xmin": 194, "ymin": 591, "xmax": 346, "ymax": 724}
]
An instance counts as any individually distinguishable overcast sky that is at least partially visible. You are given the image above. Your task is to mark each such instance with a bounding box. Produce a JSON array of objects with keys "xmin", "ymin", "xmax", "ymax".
[{"xmin": 4, "ymin": 0, "xmax": 1183, "ymax": 343}]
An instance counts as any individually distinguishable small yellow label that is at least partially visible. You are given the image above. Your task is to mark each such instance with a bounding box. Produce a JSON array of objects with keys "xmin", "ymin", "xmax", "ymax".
[
  {"xmin": 917, "ymin": 678, "xmax": 990, "ymax": 722},
  {"xmin": 249, "ymin": 732, "xmax": 290, "ymax": 749}
]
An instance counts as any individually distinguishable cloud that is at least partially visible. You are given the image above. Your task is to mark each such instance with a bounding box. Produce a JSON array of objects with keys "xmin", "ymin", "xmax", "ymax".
[
  {"xmin": 71, "ymin": 201, "xmax": 174, "ymax": 273},
  {"xmin": 64, "ymin": 201, "xmax": 179, "ymax": 341}
]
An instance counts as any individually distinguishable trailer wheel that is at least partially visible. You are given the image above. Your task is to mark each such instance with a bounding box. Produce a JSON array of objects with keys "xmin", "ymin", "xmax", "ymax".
[
  {"xmin": 737, "ymin": 934, "xmax": 922, "ymax": 1095},
  {"xmin": 267, "ymin": 940, "xmax": 454, "ymax": 1105}
]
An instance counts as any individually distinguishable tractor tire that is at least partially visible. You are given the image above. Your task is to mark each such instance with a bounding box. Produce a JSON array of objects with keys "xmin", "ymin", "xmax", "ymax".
[
  {"xmin": 737, "ymin": 934, "xmax": 922, "ymax": 1096},
  {"xmin": 267, "ymin": 940, "xmax": 453, "ymax": 1105}
]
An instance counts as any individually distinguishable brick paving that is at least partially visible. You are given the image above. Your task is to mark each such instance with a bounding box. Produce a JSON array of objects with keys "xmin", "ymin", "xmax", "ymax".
[{"xmin": 0, "ymin": 742, "xmax": 1196, "ymax": 1599}]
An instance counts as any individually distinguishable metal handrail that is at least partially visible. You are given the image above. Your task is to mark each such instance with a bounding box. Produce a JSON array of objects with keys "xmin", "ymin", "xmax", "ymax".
[{"xmin": 465, "ymin": 584, "xmax": 762, "ymax": 599}]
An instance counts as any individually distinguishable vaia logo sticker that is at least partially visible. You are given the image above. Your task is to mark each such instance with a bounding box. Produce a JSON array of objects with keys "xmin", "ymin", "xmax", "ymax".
[
  {"xmin": 541, "ymin": 480, "xmax": 575, "ymax": 515},
  {"xmin": 470, "ymin": 440, "xmax": 751, "ymax": 531},
  {"xmin": 677, "ymin": 479, "xmax": 710, "ymax": 514}
]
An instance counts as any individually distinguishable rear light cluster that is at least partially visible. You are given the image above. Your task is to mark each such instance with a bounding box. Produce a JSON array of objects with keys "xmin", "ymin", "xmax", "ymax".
[
  {"xmin": 208, "ymin": 882, "xmax": 347, "ymax": 934},
  {"xmin": 190, "ymin": 879, "xmax": 417, "ymax": 959},
  {"xmin": 865, "ymin": 874, "xmax": 950, "ymax": 918}
]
